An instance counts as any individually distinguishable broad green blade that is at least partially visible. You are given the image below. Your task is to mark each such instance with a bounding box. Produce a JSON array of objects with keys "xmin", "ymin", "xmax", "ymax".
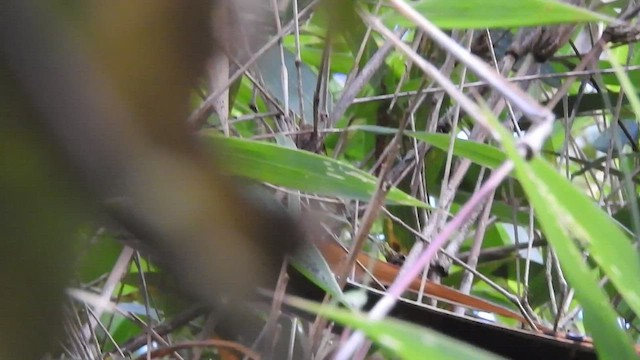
[
  {"xmin": 383, "ymin": 0, "xmax": 612, "ymax": 30},
  {"xmin": 200, "ymin": 132, "xmax": 428, "ymax": 207},
  {"xmin": 290, "ymin": 243, "xmax": 349, "ymax": 306},
  {"xmin": 492, "ymin": 118, "xmax": 638, "ymax": 359},
  {"xmin": 255, "ymin": 47, "xmax": 324, "ymax": 124},
  {"xmin": 290, "ymin": 296, "xmax": 502, "ymax": 360}
]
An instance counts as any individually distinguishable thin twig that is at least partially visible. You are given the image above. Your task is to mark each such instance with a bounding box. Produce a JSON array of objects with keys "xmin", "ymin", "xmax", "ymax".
[{"xmin": 334, "ymin": 162, "xmax": 523, "ymax": 360}]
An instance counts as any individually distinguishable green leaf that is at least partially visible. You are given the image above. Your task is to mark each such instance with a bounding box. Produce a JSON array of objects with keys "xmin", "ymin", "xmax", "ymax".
[
  {"xmin": 289, "ymin": 297, "xmax": 502, "ymax": 360},
  {"xmin": 347, "ymin": 125, "xmax": 535, "ymax": 224},
  {"xmin": 76, "ymin": 232, "xmax": 123, "ymax": 283},
  {"xmin": 255, "ymin": 47, "xmax": 327, "ymax": 124},
  {"xmin": 349, "ymin": 125, "xmax": 506, "ymax": 169},
  {"xmin": 409, "ymin": 133, "xmax": 506, "ymax": 169},
  {"xmin": 290, "ymin": 243, "xmax": 349, "ymax": 306},
  {"xmin": 491, "ymin": 118, "xmax": 638, "ymax": 359},
  {"xmin": 524, "ymin": 159, "xmax": 640, "ymax": 316},
  {"xmin": 200, "ymin": 132, "xmax": 428, "ymax": 207},
  {"xmin": 382, "ymin": 0, "xmax": 612, "ymax": 30},
  {"xmin": 101, "ymin": 313, "xmax": 141, "ymax": 353}
]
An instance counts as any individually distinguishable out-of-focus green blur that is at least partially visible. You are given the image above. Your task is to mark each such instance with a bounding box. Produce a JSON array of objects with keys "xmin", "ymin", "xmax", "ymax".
[
  {"xmin": 0, "ymin": 69, "xmax": 89, "ymax": 360},
  {"xmin": 0, "ymin": 1, "xmax": 301, "ymax": 358}
]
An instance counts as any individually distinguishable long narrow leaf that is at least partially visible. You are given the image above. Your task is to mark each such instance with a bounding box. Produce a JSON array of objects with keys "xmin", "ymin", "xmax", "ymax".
[
  {"xmin": 383, "ymin": 0, "xmax": 612, "ymax": 30},
  {"xmin": 350, "ymin": 125, "xmax": 505, "ymax": 168},
  {"xmin": 492, "ymin": 119, "xmax": 638, "ymax": 359},
  {"xmin": 200, "ymin": 132, "xmax": 428, "ymax": 207},
  {"xmin": 289, "ymin": 296, "xmax": 502, "ymax": 360}
]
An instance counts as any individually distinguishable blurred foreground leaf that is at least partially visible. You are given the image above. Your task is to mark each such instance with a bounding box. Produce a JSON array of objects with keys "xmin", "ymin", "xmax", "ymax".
[
  {"xmin": 383, "ymin": 0, "xmax": 611, "ymax": 29},
  {"xmin": 289, "ymin": 296, "xmax": 502, "ymax": 360}
]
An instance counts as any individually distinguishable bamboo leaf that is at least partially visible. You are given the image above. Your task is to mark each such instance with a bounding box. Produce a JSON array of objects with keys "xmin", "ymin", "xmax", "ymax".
[
  {"xmin": 349, "ymin": 125, "xmax": 505, "ymax": 169},
  {"xmin": 491, "ymin": 118, "xmax": 638, "ymax": 360},
  {"xmin": 383, "ymin": 0, "xmax": 612, "ymax": 30},
  {"xmin": 200, "ymin": 132, "xmax": 428, "ymax": 207},
  {"xmin": 289, "ymin": 296, "xmax": 502, "ymax": 360}
]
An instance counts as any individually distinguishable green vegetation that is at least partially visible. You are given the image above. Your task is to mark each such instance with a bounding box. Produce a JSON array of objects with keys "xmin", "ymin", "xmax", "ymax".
[{"xmin": 4, "ymin": 0, "xmax": 640, "ymax": 359}]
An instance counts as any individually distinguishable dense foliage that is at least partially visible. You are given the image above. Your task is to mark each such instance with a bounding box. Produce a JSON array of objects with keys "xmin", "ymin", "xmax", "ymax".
[{"xmin": 8, "ymin": 0, "xmax": 640, "ymax": 359}]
